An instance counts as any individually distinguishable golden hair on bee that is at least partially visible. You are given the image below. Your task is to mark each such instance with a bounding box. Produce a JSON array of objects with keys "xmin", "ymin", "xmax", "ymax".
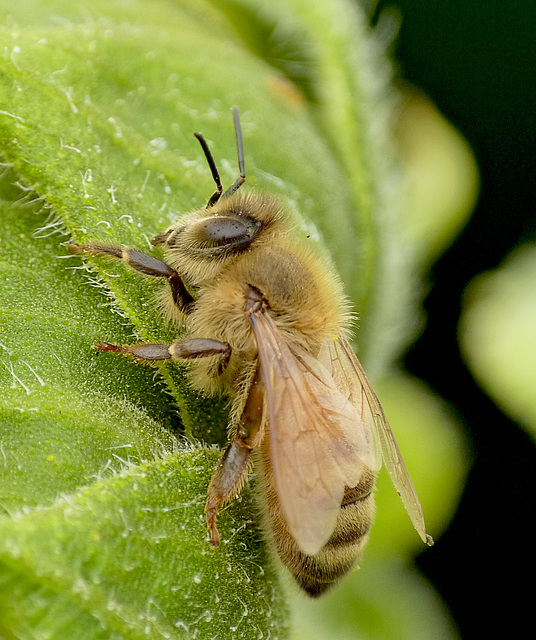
[{"xmin": 68, "ymin": 108, "xmax": 433, "ymax": 597}]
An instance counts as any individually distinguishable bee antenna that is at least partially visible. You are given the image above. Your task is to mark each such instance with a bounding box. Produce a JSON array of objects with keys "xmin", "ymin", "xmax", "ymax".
[
  {"xmin": 194, "ymin": 107, "xmax": 246, "ymax": 208},
  {"xmin": 222, "ymin": 106, "xmax": 246, "ymax": 199},
  {"xmin": 194, "ymin": 131, "xmax": 223, "ymax": 208}
]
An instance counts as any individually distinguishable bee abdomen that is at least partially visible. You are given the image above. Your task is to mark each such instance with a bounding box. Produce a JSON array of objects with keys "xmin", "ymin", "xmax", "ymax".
[{"xmin": 283, "ymin": 470, "xmax": 376, "ymax": 597}]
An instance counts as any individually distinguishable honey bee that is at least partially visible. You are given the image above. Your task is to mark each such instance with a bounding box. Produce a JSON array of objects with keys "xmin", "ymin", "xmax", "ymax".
[{"xmin": 68, "ymin": 108, "xmax": 433, "ymax": 597}]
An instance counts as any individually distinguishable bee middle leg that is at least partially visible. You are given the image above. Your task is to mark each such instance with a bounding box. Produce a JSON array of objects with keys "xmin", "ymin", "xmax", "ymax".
[
  {"xmin": 96, "ymin": 336, "xmax": 263, "ymax": 547},
  {"xmin": 95, "ymin": 338, "xmax": 231, "ymax": 371}
]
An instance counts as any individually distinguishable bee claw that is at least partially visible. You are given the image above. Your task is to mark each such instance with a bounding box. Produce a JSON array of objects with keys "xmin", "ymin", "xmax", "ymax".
[
  {"xmin": 206, "ymin": 499, "xmax": 221, "ymax": 547},
  {"xmin": 93, "ymin": 340, "xmax": 122, "ymax": 353}
]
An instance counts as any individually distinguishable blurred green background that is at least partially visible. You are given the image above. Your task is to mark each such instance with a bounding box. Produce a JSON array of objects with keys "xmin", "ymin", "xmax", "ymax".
[{"xmin": 370, "ymin": 0, "xmax": 536, "ymax": 637}]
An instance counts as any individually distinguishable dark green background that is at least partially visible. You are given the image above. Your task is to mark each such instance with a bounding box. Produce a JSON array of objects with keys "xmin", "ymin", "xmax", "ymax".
[{"xmin": 371, "ymin": 0, "xmax": 535, "ymax": 637}]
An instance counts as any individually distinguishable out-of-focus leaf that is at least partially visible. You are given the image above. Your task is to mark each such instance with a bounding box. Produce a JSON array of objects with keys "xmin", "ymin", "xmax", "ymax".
[
  {"xmin": 460, "ymin": 244, "xmax": 536, "ymax": 438},
  {"xmin": 371, "ymin": 373, "xmax": 468, "ymax": 555},
  {"xmin": 363, "ymin": 87, "xmax": 479, "ymax": 377},
  {"xmin": 396, "ymin": 88, "xmax": 479, "ymax": 267},
  {"xmin": 290, "ymin": 558, "xmax": 459, "ymax": 640}
]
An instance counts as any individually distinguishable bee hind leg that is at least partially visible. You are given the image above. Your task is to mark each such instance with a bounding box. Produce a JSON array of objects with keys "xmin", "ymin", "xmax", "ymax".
[
  {"xmin": 206, "ymin": 442, "xmax": 252, "ymax": 547},
  {"xmin": 206, "ymin": 366, "xmax": 265, "ymax": 546}
]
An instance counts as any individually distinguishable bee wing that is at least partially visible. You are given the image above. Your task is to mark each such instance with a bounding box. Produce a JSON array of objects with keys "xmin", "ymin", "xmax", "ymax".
[
  {"xmin": 324, "ymin": 337, "xmax": 433, "ymax": 546},
  {"xmin": 249, "ymin": 311, "xmax": 372, "ymax": 556}
]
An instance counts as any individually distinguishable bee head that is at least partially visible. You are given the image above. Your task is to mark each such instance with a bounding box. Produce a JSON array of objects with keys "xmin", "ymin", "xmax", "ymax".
[
  {"xmin": 153, "ymin": 191, "xmax": 287, "ymax": 285},
  {"xmin": 152, "ymin": 108, "xmax": 290, "ymax": 285}
]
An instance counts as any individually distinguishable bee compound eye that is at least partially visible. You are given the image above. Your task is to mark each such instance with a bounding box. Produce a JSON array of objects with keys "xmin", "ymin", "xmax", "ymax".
[{"xmin": 197, "ymin": 215, "xmax": 261, "ymax": 248}]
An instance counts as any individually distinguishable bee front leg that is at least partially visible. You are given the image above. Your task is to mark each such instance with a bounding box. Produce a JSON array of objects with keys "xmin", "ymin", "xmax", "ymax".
[
  {"xmin": 67, "ymin": 242, "xmax": 194, "ymax": 314},
  {"xmin": 205, "ymin": 368, "xmax": 265, "ymax": 546}
]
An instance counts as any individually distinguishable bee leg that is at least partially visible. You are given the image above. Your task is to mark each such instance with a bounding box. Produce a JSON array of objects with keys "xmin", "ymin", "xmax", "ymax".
[
  {"xmin": 205, "ymin": 442, "xmax": 252, "ymax": 546},
  {"xmin": 205, "ymin": 368, "xmax": 265, "ymax": 546},
  {"xmin": 95, "ymin": 338, "xmax": 231, "ymax": 369},
  {"xmin": 67, "ymin": 242, "xmax": 194, "ymax": 313}
]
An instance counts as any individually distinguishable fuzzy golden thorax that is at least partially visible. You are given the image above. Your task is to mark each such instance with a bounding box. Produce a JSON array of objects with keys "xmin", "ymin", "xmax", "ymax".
[{"xmin": 155, "ymin": 190, "xmax": 351, "ymax": 394}]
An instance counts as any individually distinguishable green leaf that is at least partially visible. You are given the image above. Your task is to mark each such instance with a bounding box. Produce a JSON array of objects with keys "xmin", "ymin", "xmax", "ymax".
[
  {"xmin": 1, "ymin": 0, "xmax": 468, "ymax": 637},
  {"xmin": 0, "ymin": 174, "xmax": 287, "ymax": 637},
  {"xmin": 0, "ymin": 450, "xmax": 283, "ymax": 639}
]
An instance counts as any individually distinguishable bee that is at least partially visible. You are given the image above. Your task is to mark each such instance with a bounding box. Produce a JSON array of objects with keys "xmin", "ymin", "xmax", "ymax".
[{"xmin": 68, "ymin": 108, "xmax": 433, "ymax": 597}]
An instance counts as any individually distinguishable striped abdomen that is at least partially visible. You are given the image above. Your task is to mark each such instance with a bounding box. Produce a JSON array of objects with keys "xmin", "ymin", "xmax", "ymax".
[{"xmin": 258, "ymin": 442, "xmax": 376, "ymax": 597}]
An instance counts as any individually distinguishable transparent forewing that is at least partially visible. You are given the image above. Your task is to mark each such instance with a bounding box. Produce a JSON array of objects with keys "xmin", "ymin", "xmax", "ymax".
[
  {"xmin": 249, "ymin": 312, "xmax": 370, "ymax": 556},
  {"xmin": 327, "ymin": 337, "xmax": 433, "ymax": 545},
  {"xmin": 318, "ymin": 339, "xmax": 382, "ymax": 472}
]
